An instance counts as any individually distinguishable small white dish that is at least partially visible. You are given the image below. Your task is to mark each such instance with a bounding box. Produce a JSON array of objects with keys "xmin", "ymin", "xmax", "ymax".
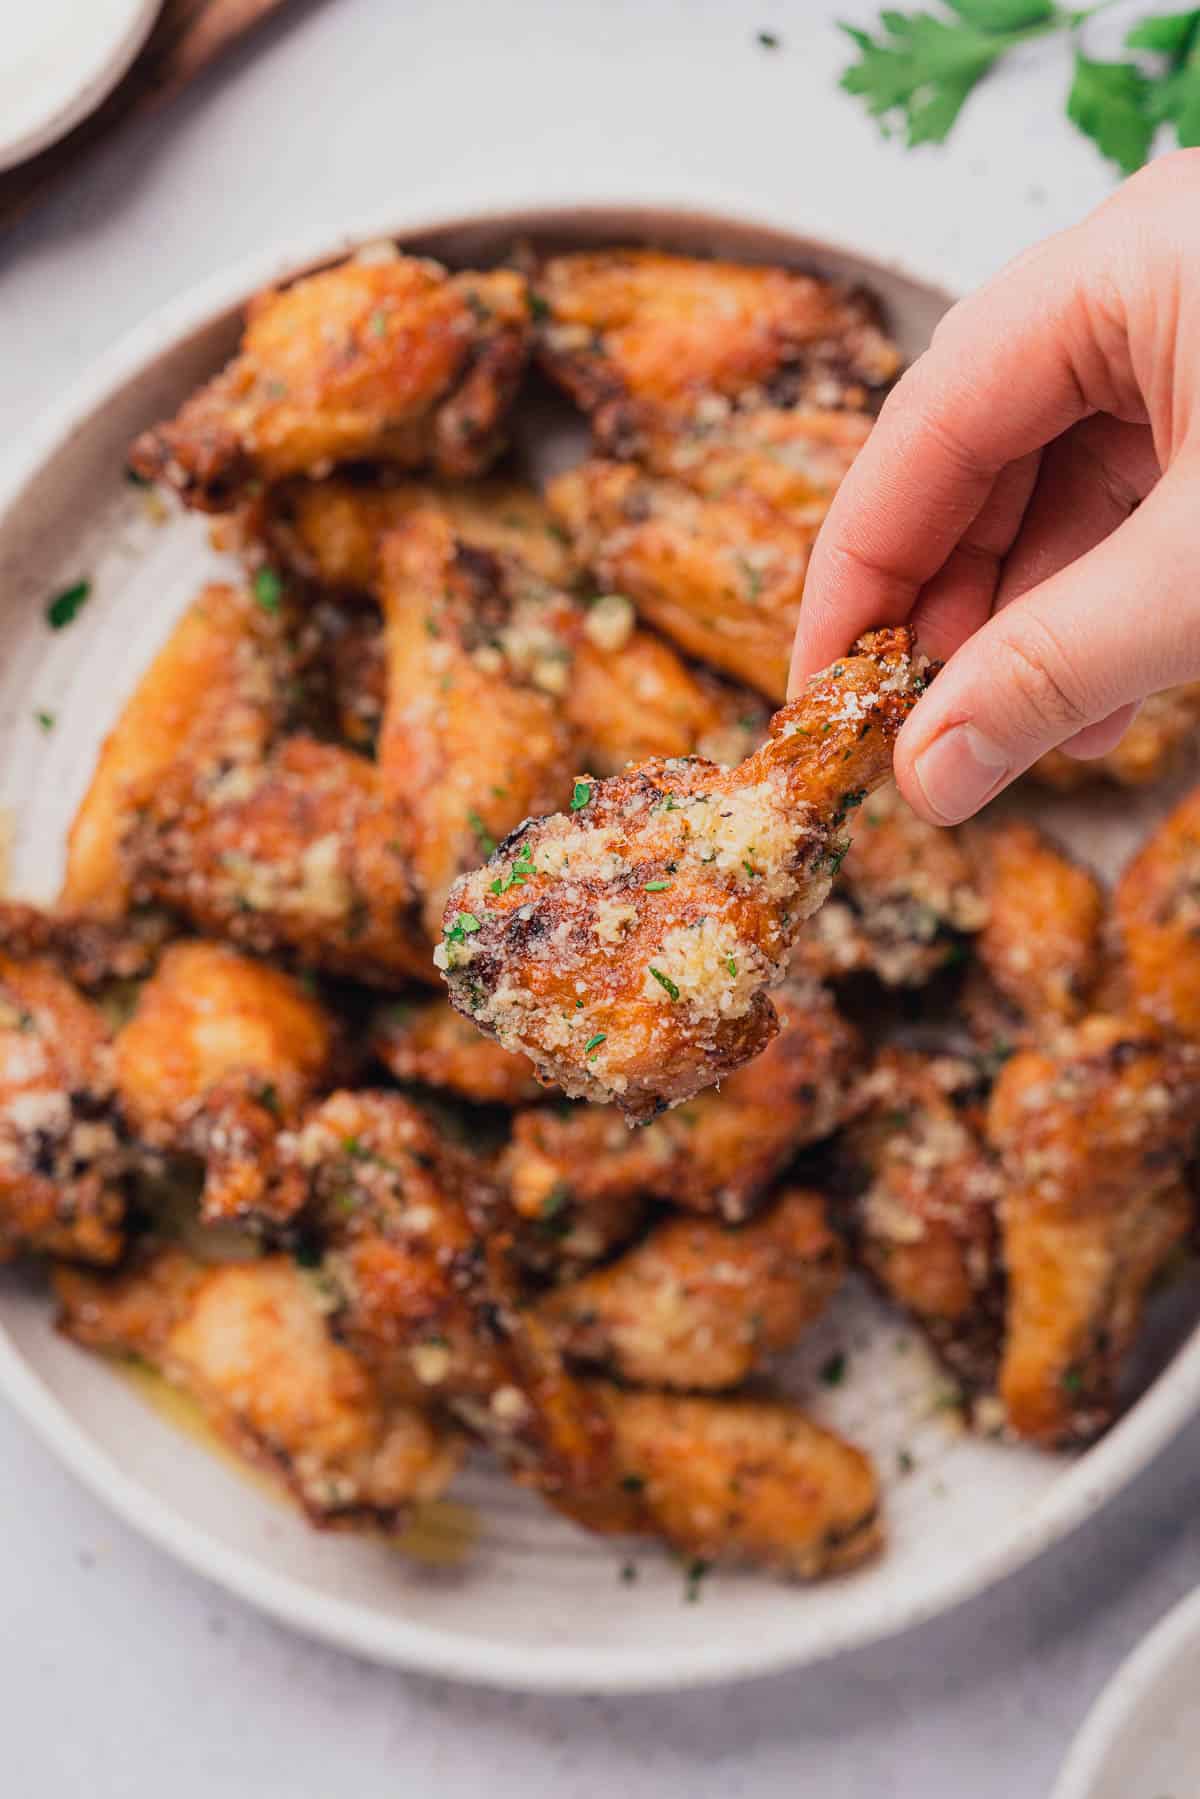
[
  {"xmin": 0, "ymin": 0, "xmax": 160, "ymax": 174},
  {"xmin": 1053, "ymin": 1583, "xmax": 1200, "ymax": 1799}
]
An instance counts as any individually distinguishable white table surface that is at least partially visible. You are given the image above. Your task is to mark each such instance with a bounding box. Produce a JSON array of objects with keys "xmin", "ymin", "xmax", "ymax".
[{"xmin": 3, "ymin": 2, "xmax": 1199, "ymax": 1793}]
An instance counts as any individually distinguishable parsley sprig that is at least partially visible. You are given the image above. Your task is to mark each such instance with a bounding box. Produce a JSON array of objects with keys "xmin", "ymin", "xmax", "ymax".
[{"xmin": 841, "ymin": 3, "xmax": 1200, "ymax": 174}]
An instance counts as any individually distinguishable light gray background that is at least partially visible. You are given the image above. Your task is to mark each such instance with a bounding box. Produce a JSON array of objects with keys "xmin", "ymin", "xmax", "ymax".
[{"xmin": 2, "ymin": 3, "xmax": 1198, "ymax": 1793}]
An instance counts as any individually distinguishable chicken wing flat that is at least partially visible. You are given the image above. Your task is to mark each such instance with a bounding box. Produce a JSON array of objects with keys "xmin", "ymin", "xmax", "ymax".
[
  {"xmin": 0, "ymin": 950, "xmax": 126, "ymax": 1264},
  {"xmin": 564, "ymin": 1385, "xmax": 882, "ymax": 1578},
  {"xmin": 269, "ymin": 1091, "xmax": 611, "ymax": 1496},
  {"xmin": 126, "ymin": 735, "xmax": 430, "ymax": 988},
  {"xmin": 532, "ymin": 249, "xmax": 899, "ymax": 456},
  {"xmin": 842, "ymin": 1050, "xmax": 1002, "ymax": 1389},
  {"xmin": 802, "ymin": 780, "xmax": 987, "ymax": 988},
  {"xmin": 129, "ymin": 256, "xmax": 532, "ymax": 510},
  {"xmin": 548, "ymin": 460, "xmax": 811, "ymax": 700},
  {"xmin": 537, "ymin": 1187, "xmax": 843, "ymax": 1390},
  {"xmin": 637, "ymin": 404, "xmax": 873, "ymax": 522},
  {"xmin": 370, "ymin": 995, "xmax": 541, "ymax": 1107},
  {"xmin": 1115, "ymin": 784, "xmax": 1200, "ymax": 1038},
  {"xmin": 438, "ymin": 628, "xmax": 925, "ymax": 1121},
  {"xmin": 114, "ymin": 941, "xmax": 337, "ymax": 1223},
  {"xmin": 1031, "ymin": 684, "xmax": 1200, "ymax": 791},
  {"xmin": 989, "ymin": 1016, "xmax": 1200, "ymax": 1445},
  {"xmin": 63, "ymin": 583, "xmax": 289, "ymax": 918},
  {"xmin": 56, "ymin": 1249, "xmax": 462, "ymax": 1527}
]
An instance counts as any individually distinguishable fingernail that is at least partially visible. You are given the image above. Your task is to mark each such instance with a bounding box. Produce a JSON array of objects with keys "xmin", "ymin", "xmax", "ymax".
[{"xmin": 911, "ymin": 723, "xmax": 1011, "ymax": 825}]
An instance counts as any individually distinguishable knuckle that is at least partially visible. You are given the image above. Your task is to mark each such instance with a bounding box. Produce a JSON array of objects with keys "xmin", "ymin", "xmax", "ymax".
[{"xmin": 995, "ymin": 613, "xmax": 1093, "ymax": 741}]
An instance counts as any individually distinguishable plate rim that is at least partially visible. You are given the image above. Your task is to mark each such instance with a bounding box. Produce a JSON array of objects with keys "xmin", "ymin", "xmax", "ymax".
[
  {"xmin": 0, "ymin": 0, "xmax": 161, "ymax": 175},
  {"xmin": 3, "ymin": 195, "xmax": 1200, "ymax": 1693}
]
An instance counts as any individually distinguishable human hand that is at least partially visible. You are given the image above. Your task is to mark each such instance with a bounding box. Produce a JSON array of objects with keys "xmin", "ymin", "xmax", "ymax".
[{"xmin": 789, "ymin": 151, "xmax": 1200, "ymax": 825}]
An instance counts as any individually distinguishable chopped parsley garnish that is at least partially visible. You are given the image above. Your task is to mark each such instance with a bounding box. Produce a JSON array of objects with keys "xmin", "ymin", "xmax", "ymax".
[
  {"xmin": 684, "ymin": 1558, "xmax": 711, "ymax": 1603},
  {"xmin": 1061, "ymin": 1365, "xmax": 1084, "ymax": 1395},
  {"xmin": 256, "ymin": 1082, "xmax": 280, "ymax": 1117},
  {"xmin": 537, "ymin": 1182, "xmax": 574, "ymax": 1237},
  {"xmin": 490, "ymin": 843, "xmax": 536, "ymax": 895},
  {"xmin": 756, "ymin": 28, "xmax": 781, "ymax": 48},
  {"xmin": 742, "ymin": 858, "xmax": 760, "ymax": 878},
  {"xmin": 33, "ymin": 709, "xmax": 55, "ymax": 733},
  {"xmin": 648, "ymin": 966, "xmax": 680, "ymax": 1001},
  {"xmin": 643, "ymin": 879, "xmax": 670, "ymax": 892},
  {"xmin": 620, "ymin": 1472, "xmax": 646, "ymax": 1493},
  {"xmin": 735, "ymin": 554, "xmax": 764, "ymax": 600},
  {"xmin": 584, "ymin": 1032, "xmax": 607, "ymax": 1055},
  {"xmin": 529, "ymin": 292, "xmax": 551, "ymax": 322},
  {"xmin": 570, "ymin": 779, "xmax": 593, "ymax": 811},
  {"xmin": 825, "ymin": 842, "xmax": 850, "ymax": 876},
  {"xmin": 726, "ymin": 957, "xmax": 738, "ymax": 977},
  {"xmin": 467, "ymin": 809, "xmax": 496, "ymax": 856},
  {"xmin": 368, "ymin": 309, "xmax": 389, "ymax": 337},
  {"xmin": 897, "ymin": 1449, "xmax": 916, "ymax": 1476},
  {"xmin": 620, "ymin": 1561, "xmax": 638, "ymax": 1585},
  {"xmin": 125, "ymin": 467, "xmax": 151, "ymax": 488},
  {"xmin": 46, "ymin": 580, "xmax": 91, "ymax": 630},
  {"xmin": 444, "ymin": 911, "xmax": 482, "ymax": 945},
  {"xmin": 819, "ymin": 1351, "xmax": 847, "ymax": 1387},
  {"xmin": 254, "ymin": 567, "xmax": 283, "ymax": 613}
]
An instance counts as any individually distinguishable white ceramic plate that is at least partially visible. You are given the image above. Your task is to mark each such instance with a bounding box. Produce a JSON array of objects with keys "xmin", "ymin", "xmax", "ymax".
[
  {"xmin": 2, "ymin": 201, "xmax": 1200, "ymax": 1694},
  {"xmin": 1053, "ymin": 1584, "xmax": 1200, "ymax": 1798},
  {"xmin": 0, "ymin": 0, "xmax": 160, "ymax": 174}
]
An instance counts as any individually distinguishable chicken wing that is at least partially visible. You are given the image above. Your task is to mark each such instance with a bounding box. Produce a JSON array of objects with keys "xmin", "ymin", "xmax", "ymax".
[
  {"xmin": 437, "ymin": 628, "xmax": 925, "ymax": 1121},
  {"xmin": 370, "ymin": 995, "xmax": 541, "ymax": 1107},
  {"xmin": 1115, "ymin": 784, "xmax": 1200, "ymax": 1038},
  {"xmin": 842, "ymin": 1049, "xmax": 1003, "ymax": 1388},
  {"xmin": 989, "ymin": 1016, "xmax": 1200, "ymax": 1444},
  {"xmin": 114, "ymin": 941, "xmax": 337, "ymax": 1223},
  {"xmin": 0, "ymin": 952, "xmax": 125, "ymax": 1263},
  {"xmin": 637, "ymin": 404, "xmax": 873, "ymax": 522},
  {"xmin": 56, "ymin": 1249, "xmax": 462, "ymax": 1527},
  {"xmin": 1031, "ymin": 684, "xmax": 1200, "ymax": 791},
  {"xmin": 532, "ymin": 248, "xmax": 899, "ymax": 456},
  {"xmin": 537, "ymin": 1187, "xmax": 842, "ymax": 1389},
  {"xmin": 129, "ymin": 256, "xmax": 532, "ymax": 509}
]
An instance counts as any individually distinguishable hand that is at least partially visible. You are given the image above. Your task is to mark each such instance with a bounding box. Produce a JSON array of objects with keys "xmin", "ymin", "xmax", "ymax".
[{"xmin": 789, "ymin": 150, "xmax": 1200, "ymax": 825}]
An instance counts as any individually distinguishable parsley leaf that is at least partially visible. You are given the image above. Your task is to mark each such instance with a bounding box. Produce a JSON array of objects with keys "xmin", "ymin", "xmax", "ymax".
[
  {"xmin": 254, "ymin": 566, "xmax": 283, "ymax": 613},
  {"xmin": 1067, "ymin": 52, "xmax": 1156, "ymax": 173},
  {"xmin": 46, "ymin": 580, "xmax": 91, "ymax": 630},
  {"xmin": 489, "ymin": 843, "xmax": 536, "ymax": 895},
  {"xmin": 584, "ymin": 1032, "xmax": 607, "ymax": 1055},
  {"xmin": 648, "ymin": 966, "xmax": 681, "ymax": 1001},
  {"xmin": 840, "ymin": 9, "xmax": 1045, "ymax": 148},
  {"xmin": 444, "ymin": 911, "xmax": 481, "ymax": 945},
  {"xmin": 570, "ymin": 779, "xmax": 593, "ymax": 811},
  {"xmin": 1126, "ymin": 8, "xmax": 1200, "ymax": 56}
]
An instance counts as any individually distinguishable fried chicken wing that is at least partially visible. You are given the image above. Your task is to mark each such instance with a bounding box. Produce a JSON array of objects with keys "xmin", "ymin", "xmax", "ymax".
[
  {"xmin": 1115, "ymin": 785, "xmax": 1200, "ymax": 1038},
  {"xmin": 114, "ymin": 942, "xmax": 337, "ymax": 1223},
  {"xmin": 126, "ymin": 735, "xmax": 430, "ymax": 988},
  {"xmin": 638, "ymin": 404, "xmax": 873, "ymax": 521},
  {"xmin": 843, "ymin": 1050, "xmax": 1002, "ymax": 1388},
  {"xmin": 438, "ymin": 629, "xmax": 925, "ymax": 1121},
  {"xmin": 370, "ymin": 995, "xmax": 541, "ymax": 1106},
  {"xmin": 989, "ymin": 1016, "xmax": 1200, "ymax": 1444},
  {"xmin": 129, "ymin": 257, "xmax": 532, "ymax": 509},
  {"xmin": 532, "ymin": 249, "xmax": 899, "ymax": 456},
  {"xmin": 0, "ymin": 952, "xmax": 125, "ymax": 1263},
  {"xmin": 56, "ymin": 1249, "xmax": 462, "ymax": 1527},
  {"xmin": 564, "ymin": 1385, "xmax": 882, "ymax": 1578},
  {"xmin": 1031, "ymin": 684, "xmax": 1200, "ymax": 790},
  {"xmin": 538, "ymin": 1187, "xmax": 842, "ymax": 1389},
  {"xmin": 63, "ymin": 584, "xmax": 288, "ymax": 918},
  {"xmin": 549, "ymin": 460, "xmax": 811, "ymax": 700}
]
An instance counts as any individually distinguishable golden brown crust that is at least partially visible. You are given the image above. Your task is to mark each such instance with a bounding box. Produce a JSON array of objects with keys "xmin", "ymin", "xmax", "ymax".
[
  {"xmin": 438, "ymin": 629, "xmax": 925, "ymax": 1121},
  {"xmin": 637, "ymin": 404, "xmax": 873, "ymax": 521},
  {"xmin": 989, "ymin": 1015, "xmax": 1200, "ymax": 1445},
  {"xmin": 370, "ymin": 995, "xmax": 541, "ymax": 1106},
  {"xmin": 129, "ymin": 258, "xmax": 532, "ymax": 509},
  {"xmin": 1115, "ymin": 784, "xmax": 1200, "ymax": 1038},
  {"xmin": 56, "ymin": 1249, "xmax": 462, "ymax": 1528}
]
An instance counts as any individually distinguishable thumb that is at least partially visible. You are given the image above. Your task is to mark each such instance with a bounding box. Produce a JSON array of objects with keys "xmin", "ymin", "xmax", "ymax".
[{"xmin": 894, "ymin": 456, "xmax": 1200, "ymax": 825}]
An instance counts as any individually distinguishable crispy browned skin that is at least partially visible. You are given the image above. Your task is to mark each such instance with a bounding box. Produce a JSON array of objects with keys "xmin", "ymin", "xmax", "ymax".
[
  {"xmin": 1031, "ymin": 684, "xmax": 1200, "ymax": 790},
  {"xmin": 989, "ymin": 1016, "xmax": 1200, "ymax": 1445},
  {"xmin": 126, "ymin": 735, "xmax": 431, "ymax": 988},
  {"xmin": 56, "ymin": 1249, "xmax": 462, "ymax": 1527},
  {"xmin": 965, "ymin": 821, "xmax": 1104, "ymax": 1050},
  {"xmin": 538, "ymin": 1187, "xmax": 842, "ymax": 1389},
  {"xmin": 129, "ymin": 257, "xmax": 532, "ymax": 509},
  {"xmin": 269, "ymin": 1091, "xmax": 611, "ymax": 1496},
  {"xmin": 438, "ymin": 629, "xmax": 924, "ymax": 1122},
  {"xmin": 532, "ymin": 249, "xmax": 899, "ymax": 456},
  {"xmin": 500, "ymin": 975, "xmax": 860, "ymax": 1228},
  {"xmin": 803, "ymin": 781, "xmax": 987, "ymax": 988},
  {"xmin": 114, "ymin": 942, "xmax": 336, "ymax": 1223},
  {"xmin": 0, "ymin": 901, "xmax": 173, "ymax": 989},
  {"xmin": 376, "ymin": 512, "xmax": 580, "ymax": 938},
  {"xmin": 0, "ymin": 952, "xmax": 125, "ymax": 1263},
  {"xmin": 637, "ymin": 404, "xmax": 873, "ymax": 521},
  {"xmin": 63, "ymin": 584, "xmax": 288, "ymax": 918},
  {"xmin": 1115, "ymin": 785, "xmax": 1200, "ymax": 1038},
  {"xmin": 370, "ymin": 995, "xmax": 541, "ymax": 1106},
  {"xmin": 549, "ymin": 460, "xmax": 811, "ymax": 700},
  {"xmin": 562, "ymin": 1385, "xmax": 882, "ymax": 1577},
  {"xmin": 844, "ymin": 1050, "xmax": 1002, "ymax": 1388}
]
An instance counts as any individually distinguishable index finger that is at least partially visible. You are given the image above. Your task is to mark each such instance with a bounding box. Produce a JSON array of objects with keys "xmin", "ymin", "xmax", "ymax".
[{"xmin": 787, "ymin": 219, "xmax": 1133, "ymax": 691}]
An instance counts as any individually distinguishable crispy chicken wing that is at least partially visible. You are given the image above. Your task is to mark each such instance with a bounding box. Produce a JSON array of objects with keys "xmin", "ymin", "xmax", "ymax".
[
  {"xmin": 548, "ymin": 460, "xmax": 811, "ymax": 700},
  {"xmin": 0, "ymin": 951, "xmax": 125, "ymax": 1264},
  {"xmin": 438, "ymin": 629, "xmax": 925, "ymax": 1121},
  {"xmin": 1031, "ymin": 684, "xmax": 1200, "ymax": 791},
  {"xmin": 114, "ymin": 942, "xmax": 337, "ymax": 1223},
  {"xmin": 843, "ymin": 1050, "xmax": 1003, "ymax": 1388},
  {"xmin": 532, "ymin": 249, "xmax": 899, "ymax": 456},
  {"xmin": 370, "ymin": 995, "xmax": 541, "ymax": 1106},
  {"xmin": 56, "ymin": 1249, "xmax": 461, "ymax": 1527},
  {"xmin": 989, "ymin": 1016, "xmax": 1200, "ymax": 1444},
  {"xmin": 129, "ymin": 257, "xmax": 532, "ymax": 509},
  {"xmin": 564, "ymin": 1385, "xmax": 882, "ymax": 1578},
  {"xmin": 1115, "ymin": 785, "xmax": 1200, "ymax": 1038},
  {"xmin": 637, "ymin": 404, "xmax": 873, "ymax": 521},
  {"xmin": 538, "ymin": 1187, "xmax": 842, "ymax": 1389},
  {"xmin": 63, "ymin": 584, "xmax": 289, "ymax": 918}
]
